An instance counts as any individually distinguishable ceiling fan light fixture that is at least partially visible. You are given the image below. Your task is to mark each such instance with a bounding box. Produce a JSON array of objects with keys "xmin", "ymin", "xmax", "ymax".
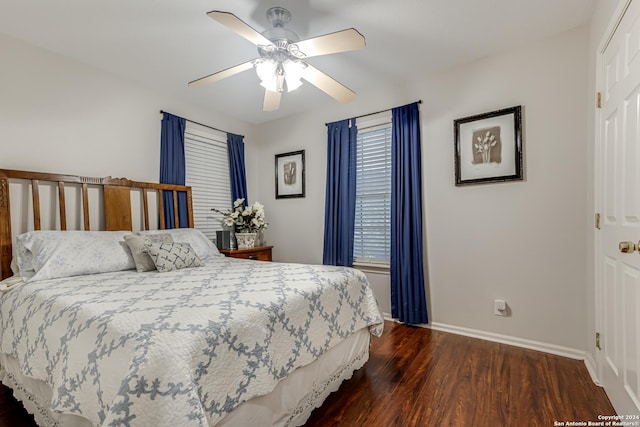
[
  {"xmin": 255, "ymin": 59, "xmax": 279, "ymax": 92},
  {"xmin": 283, "ymin": 60, "xmax": 306, "ymax": 92},
  {"xmin": 285, "ymin": 76, "xmax": 303, "ymax": 92},
  {"xmin": 255, "ymin": 58, "xmax": 305, "ymax": 93}
]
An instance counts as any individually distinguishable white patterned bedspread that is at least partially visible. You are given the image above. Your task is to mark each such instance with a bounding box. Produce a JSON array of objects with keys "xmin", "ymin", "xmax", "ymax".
[{"xmin": 0, "ymin": 258, "xmax": 383, "ymax": 426}]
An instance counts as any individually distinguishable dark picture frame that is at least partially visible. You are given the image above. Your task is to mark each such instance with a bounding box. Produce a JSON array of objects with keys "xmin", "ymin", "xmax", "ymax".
[
  {"xmin": 454, "ymin": 105, "xmax": 523, "ymax": 186},
  {"xmin": 275, "ymin": 150, "xmax": 305, "ymax": 199}
]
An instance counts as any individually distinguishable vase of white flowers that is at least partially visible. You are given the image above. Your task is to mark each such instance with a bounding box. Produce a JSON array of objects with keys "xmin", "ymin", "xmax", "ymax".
[{"xmin": 211, "ymin": 198, "xmax": 268, "ymax": 249}]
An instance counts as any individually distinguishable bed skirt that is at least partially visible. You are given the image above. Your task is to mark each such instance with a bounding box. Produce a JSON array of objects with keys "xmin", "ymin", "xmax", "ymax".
[{"xmin": 0, "ymin": 328, "xmax": 370, "ymax": 427}]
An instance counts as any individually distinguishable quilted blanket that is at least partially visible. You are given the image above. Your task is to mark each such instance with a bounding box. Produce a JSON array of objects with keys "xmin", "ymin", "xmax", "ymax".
[{"xmin": 0, "ymin": 258, "xmax": 383, "ymax": 426}]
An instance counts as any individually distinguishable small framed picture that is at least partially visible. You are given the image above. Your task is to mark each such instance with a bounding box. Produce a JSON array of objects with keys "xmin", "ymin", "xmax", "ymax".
[
  {"xmin": 275, "ymin": 150, "xmax": 305, "ymax": 199},
  {"xmin": 454, "ymin": 106, "xmax": 523, "ymax": 186}
]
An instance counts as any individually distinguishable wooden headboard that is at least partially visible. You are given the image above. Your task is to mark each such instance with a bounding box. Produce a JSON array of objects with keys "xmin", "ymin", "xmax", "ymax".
[{"xmin": 0, "ymin": 169, "xmax": 194, "ymax": 280}]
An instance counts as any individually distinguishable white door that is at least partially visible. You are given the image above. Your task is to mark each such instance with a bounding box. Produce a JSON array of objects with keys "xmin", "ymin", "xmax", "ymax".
[{"xmin": 597, "ymin": 0, "xmax": 640, "ymax": 416}]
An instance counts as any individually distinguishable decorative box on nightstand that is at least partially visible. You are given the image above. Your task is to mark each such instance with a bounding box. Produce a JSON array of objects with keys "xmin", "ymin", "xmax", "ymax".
[{"xmin": 219, "ymin": 246, "xmax": 273, "ymax": 261}]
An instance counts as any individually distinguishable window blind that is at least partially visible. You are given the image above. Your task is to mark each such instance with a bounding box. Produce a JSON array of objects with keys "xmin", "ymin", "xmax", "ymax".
[
  {"xmin": 354, "ymin": 118, "xmax": 392, "ymax": 265},
  {"xmin": 184, "ymin": 123, "xmax": 232, "ymax": 242}
]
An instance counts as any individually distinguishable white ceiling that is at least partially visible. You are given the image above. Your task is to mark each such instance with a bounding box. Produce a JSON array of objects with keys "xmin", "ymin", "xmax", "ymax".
[{"xmin": 0, "ymin": 0, "xmax": 596, "ymax": 124}]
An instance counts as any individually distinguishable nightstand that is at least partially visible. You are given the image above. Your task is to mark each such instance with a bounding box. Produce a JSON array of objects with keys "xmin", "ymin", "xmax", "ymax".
[{"xmin": 219, "ymin": 246, "xmax": 273, "ymax": 261}]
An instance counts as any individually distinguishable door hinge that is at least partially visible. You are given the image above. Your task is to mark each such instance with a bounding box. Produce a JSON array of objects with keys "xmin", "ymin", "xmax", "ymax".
[
  {"xmin": 595, "ymin": 213, "xmax": 601, "ymax": 229},
  {"xmin": 596, "ymin": 92, "xmax": 602, "ymax": 108},
  {"xmin": 596, "ymin": 332, "xmax": 601, "ymax": 350}
]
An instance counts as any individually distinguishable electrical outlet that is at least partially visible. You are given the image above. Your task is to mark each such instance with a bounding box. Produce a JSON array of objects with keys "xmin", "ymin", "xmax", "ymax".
[{"xmin": 494, "ymin": 299, "xmax": 507, "ymax": 316}]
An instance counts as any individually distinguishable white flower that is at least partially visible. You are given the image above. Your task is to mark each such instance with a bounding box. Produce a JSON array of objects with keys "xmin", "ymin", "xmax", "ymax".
[{"xmin": 213, "ymin": 199, "xmax": 268, "ymax": 233}]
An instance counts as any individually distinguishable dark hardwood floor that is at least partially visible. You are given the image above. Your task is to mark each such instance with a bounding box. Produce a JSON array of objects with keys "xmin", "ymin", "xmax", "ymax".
[
  {"xmin": 306, "ymin": 321, "xmax": 616, "ymax": 427},
  {"xmin": 0, "ymin": 321, "xmax": 615, "ymax": 426}
]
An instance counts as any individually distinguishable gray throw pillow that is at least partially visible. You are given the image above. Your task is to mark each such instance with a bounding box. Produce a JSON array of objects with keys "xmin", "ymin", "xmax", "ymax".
[
  {"xmin": 124, "ymin": 234, "xmax": 173, "ymax": 272},
  {"xmin": 142, "ymin": 242, "xmax": 202, "ymax": 273}
]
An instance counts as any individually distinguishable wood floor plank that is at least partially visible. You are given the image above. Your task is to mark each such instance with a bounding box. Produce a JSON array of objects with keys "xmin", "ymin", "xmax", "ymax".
[{"xmin": 0, "ymin": 321, "xmax": 616, "ymax": 426}]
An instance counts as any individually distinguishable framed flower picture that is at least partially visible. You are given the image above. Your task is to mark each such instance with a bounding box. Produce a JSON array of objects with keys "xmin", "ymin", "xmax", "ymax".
[
  {"xmin": 275, "ymin": 150, "xmax": 305, "ymax": 199},
  {"xmin": 454, "ymin": 106, "xmax": 523, "ymax": 186}
]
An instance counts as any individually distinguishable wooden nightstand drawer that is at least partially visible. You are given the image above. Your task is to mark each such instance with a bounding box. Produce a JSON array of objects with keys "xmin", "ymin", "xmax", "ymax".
[{"xmin": 219, "ymin": 246, "xmax": 273, "ymax": 261}]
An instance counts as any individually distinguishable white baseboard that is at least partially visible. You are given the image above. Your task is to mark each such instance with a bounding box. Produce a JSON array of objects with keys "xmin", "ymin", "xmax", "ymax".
[
  {"xmin": 428, "ymin": 322, "xmax": 586, "ymax": 360},
  {"xmin": 583, "ymin": 352, "xmax": 601, "ymax": 386},
  {"xmin": 382, "ymin": 315, "xmax": 602, "ymax": 385}
]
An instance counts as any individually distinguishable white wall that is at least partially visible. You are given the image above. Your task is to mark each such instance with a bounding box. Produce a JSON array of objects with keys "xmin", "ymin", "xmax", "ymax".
[
  {"xmin": 0, "ymin": 33, "xmax": 254, "ymax": 183},
  {"xmin": 420, "ymin": 27, "xmax": 588, "ymax": 350},
  {"xmin": 252, "ymin": 26, "xmax": 590, "ymax": 351}
]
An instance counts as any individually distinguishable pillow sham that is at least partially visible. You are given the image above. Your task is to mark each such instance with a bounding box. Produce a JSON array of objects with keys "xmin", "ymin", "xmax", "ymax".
[
  {"xmin": 137, "ymin": 228, "xmax": 222, "ymax": 260},
  {"xmin": 13, "ymin": 236, "xmax": 36, "ymax": 279},
  {"xmin": 10, "ymin": 257, "xmax": 19, "ymax": 276},
  {"xmin": 16, "ymin": 230, "xmax": 136, "ymax": 282},
  {"xmin": 124, "ymin": 234, "xmax": 173, "ymax": 272},
  {"xmin": 142, "ymin": 242, "xmax": 202, "ymax": 273}
]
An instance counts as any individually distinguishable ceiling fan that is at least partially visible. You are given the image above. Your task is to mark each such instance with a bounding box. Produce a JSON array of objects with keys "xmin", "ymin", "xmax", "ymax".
[{"xmin": 188, "ymin": 7, "xmax": 366, "ymax": 112}]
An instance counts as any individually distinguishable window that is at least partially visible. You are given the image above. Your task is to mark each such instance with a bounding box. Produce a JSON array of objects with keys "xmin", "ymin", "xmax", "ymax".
[
  {"xmin": 353, "ymin": 112, "xmax": 392, "ymax": 265},
  {"xmin": 184, "ymin": 123, "xmax": 232, "ymax": 242}
]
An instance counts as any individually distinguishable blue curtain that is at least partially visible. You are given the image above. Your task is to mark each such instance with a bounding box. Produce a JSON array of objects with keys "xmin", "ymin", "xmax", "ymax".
[
  {"xmin": 391, "ymin": 102, "xmax": 428, "ymax": 325},
  {"xmin": 227, "ymin": 132, "xmax": 248, "ymax": 207},
  {"xmin": 159, "ymin": 112, "xmax": 187, "ymax": 229},
  {"xmin": 322, "ymin": 118, "xmax": 357, "ymax": 267}
]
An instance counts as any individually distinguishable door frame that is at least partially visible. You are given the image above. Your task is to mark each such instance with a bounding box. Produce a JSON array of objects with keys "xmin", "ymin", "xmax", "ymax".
[{"xmin": 594, "ymin": 0, "xmax": 634, "ymax": 386}]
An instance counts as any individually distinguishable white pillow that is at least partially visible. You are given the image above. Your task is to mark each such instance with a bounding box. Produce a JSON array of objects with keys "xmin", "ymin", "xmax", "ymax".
[
  {"xmin": 16, "ymin": 230, "xmax": 136, "ymax": 282},
  {"xmin": 137, "ymin": 228, "xmax": 222, "ymax": 260}
]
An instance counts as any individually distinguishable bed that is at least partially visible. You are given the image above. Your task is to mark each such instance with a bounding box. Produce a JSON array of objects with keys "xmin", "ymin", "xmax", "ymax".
[{"xmin": 0, "ymin": 169, "xmax": 383, "ymax": 427}]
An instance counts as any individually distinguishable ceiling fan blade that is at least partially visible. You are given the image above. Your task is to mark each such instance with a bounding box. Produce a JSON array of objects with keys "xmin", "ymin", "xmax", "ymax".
[
  {"xmin": 291, "ymin": 28, "xmax": 365, "ymax": 58},
  {"xmin": 207, "ymin": 11, "xmax": 274, "ymax": 47},
  {"xmin": 263, "ymin": 90, "xmax": 282, "ymax": 111},
  {"xmin": 301, "ymin": 63, "xmax": 355, "ymax": 103},
  {"xmin": 188, "ymin": 61, "xmax": 255, "ymax": 87}
]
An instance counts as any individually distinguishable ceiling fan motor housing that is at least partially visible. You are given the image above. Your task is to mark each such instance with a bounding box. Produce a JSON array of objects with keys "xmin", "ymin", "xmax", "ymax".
[
  {"xmin": 266, "ymin": 7, "xmax": 291, "ymax": 28},
  {"xmin": 258, "ymin": 7, "xmax": 302, "ymax": 60}
]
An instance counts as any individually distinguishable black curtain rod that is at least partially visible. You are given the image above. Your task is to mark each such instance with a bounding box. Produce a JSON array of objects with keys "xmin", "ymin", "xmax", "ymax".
[
  {"xmin": 159, "ymin": 110, "xmax": 244, "ymax": 138},
  {"xmin": 325, "ymin": 100, "xmax": 422, "ymax": 126}
]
